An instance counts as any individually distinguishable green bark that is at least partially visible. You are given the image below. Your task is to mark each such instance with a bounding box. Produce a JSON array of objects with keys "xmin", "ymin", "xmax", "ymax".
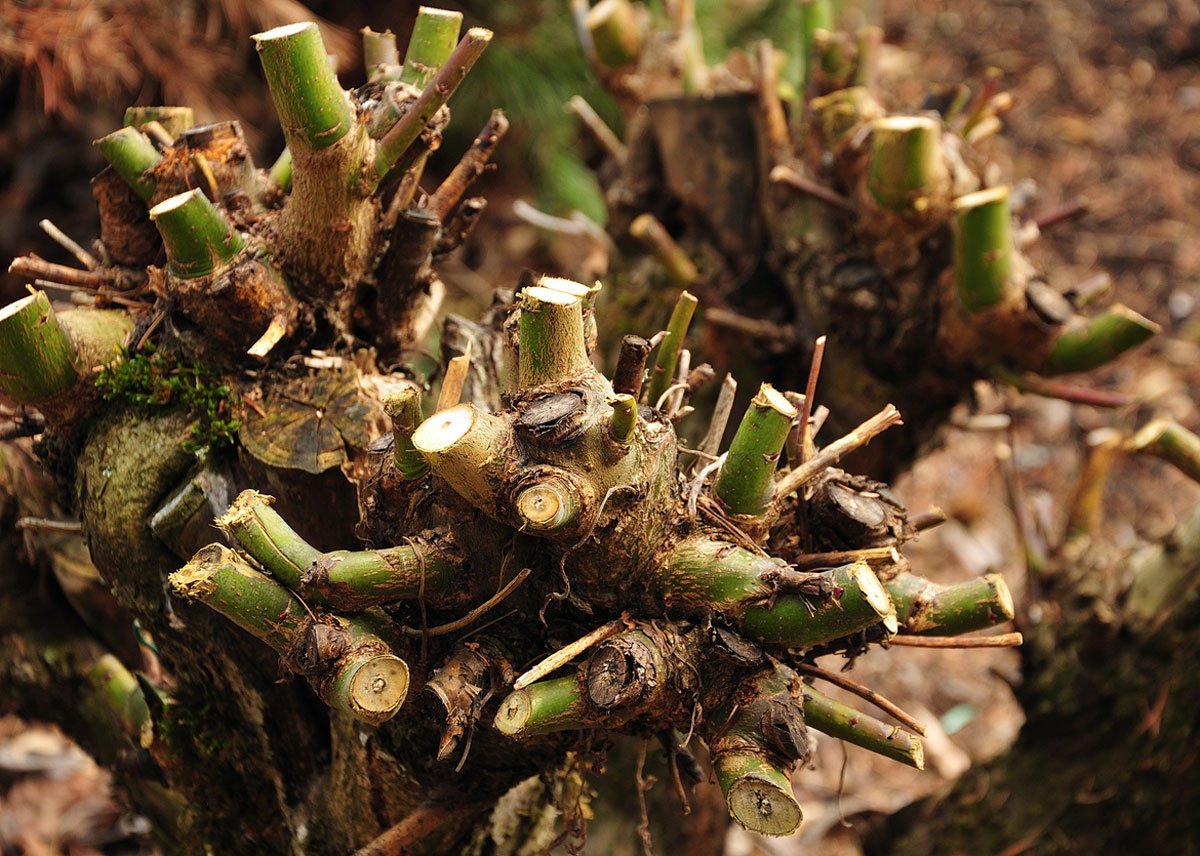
[
  {"xmin": 149, "ymin": 189, "xmax": 246, "ymax": 279},
  {"xmin": 714, "ymin": 383, "xmax": 797, "ymax": 516}
]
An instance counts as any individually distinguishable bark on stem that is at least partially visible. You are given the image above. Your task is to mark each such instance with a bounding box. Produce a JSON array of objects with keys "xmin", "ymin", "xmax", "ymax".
[
  {"xmin": 613, "ymin": 335, "xmax": 652, "ymax": 397},
  {"xmin": 374, "ymin": 28, "xmax": 493, "ymax": 184},
  {"xmin": 646, "ymin": 290, "xmax": 699, "ymax": 408},
  {"xmin": 400, "ymin": 7, "xmax": 463, "ymax": 88},
  {"xmin": 94, "ymin": 127, "xmax": 161, "ymax": 201},
  {"xmin": 953, "ymin": 186, "xmax": 1013, "ymax": 312},
  {"xmin": 516, "ymin": 284, "xmax": 592, "ymax": 388},
  {"xmin": 254, "ymin": 23, "xmax": 354, "ymax": 153},
  {"xmin": 802, "ymin": 682, "xmax": 924, "ymax": 768},
  {"xmin": 0, "ymin": 292, "xmax": 131, "ymax": 405},
  {"xmin": 1041, "ymin": 304, "xmax": 1159, "ymax": 375},
  {"xmin": 714, "ymin": 384, "xmax": 797, "ymax": 516},
  {"xmin": 148, "ymin": 189, "xmax": 245, "ymax": 279},
  {"xmin": 660, "ymin": 538, "xmax": 894, "ymax": 647},
  {"xmin": 885, "ymin": 572, "xmax": 1015, "ymax": 636},
  {"xmin": 867, "ymin": 116, "xmax": 947, "ymax": 212},
  {"xmin": 218, "ymin": 491, "xmax": 458, "ymax": 609}
]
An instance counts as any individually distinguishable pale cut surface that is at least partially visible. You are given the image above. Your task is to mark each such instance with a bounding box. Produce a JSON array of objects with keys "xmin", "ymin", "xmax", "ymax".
[
  {"xmin": 349, "ymin": 655, "xmax": 410, "ymax": 714},
  {"xmin": 412, "ymin": 404, "xmax": 475, "ymax": 453},
  {"xmin": 953, "ymin": 185, "xmax": 1010, "ymax": 211},
  {"xmin": 728, "ymin": 776, "xmax": 803, "ymax": 836}
]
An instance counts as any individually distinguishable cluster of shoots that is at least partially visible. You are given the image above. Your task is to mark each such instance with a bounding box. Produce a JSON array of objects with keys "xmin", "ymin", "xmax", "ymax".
[{"xmin": 168, "ymin": 276, "xmax": 1022, "ymax": 839}]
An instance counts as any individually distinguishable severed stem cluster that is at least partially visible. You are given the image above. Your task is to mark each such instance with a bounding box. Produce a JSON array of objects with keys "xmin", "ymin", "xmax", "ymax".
[
  {"xmin": 168, "ymin": 276, "xmax": 1016, "ymax": 839},
  {"xmin": 572, "ymin": 2, "xmax": 1158, "ymax": 477}
]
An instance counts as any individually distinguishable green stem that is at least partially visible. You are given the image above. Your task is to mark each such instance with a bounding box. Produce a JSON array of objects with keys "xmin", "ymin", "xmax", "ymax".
[
  {"xmin": 660, "ymin": 538, "xmax": 894, "ymax": 647},
  {"xmin": 217, "ymin": 490, "xmax": 458, "ymax": 610},
  {"xmin": 84, "ymin": 654, "xmax": 152, "ymax": 749},
  {"xmin": 362, "ymin": 27, "xmax": 400, "ymax": 82},
  {"xmin": 254, "ymin": 23, "xmax": 354, "ymax": 153},
  {"xmin": 1040, "ymin": 304, "xmax": 1159, "ymax": 375},
  {"xmin": 148, "ymin": 189, "xmax": 246, "ymax": 279},
  {"xmin": 517, "ymin": 283, "xmax": 593, "ymax": 388},
  {"xmin": 0, "ymin": 292, "xmax": 131, "ymax": 404},
  {"xmin": 269, "ymin": 148, "xmax": 293, "ymax": 192},
  {"xmin": 494, "ymin": 676, "xmax": 587, "ymax": 740},
  {"xmin": 0, "ymin": 291, "xmax": 80, "ymax": 403},
  {"xmin": 609, "ymin": 394, "xmax": 638, "ymax": 443},
  {"xmin": 707, "ymin": 665, "xmax": 807, "ymax": 836},
  {"xmin": 94, "ymin": 127, "xmax": 161, "ymax": 201},
  {"xmin": 802, "ymin": 683, "xmax": 924, "ymax": 769},
  {"xmin": 885, "ymin": 572, "xmax": 1015, "ymax": 636},
  {"xmin": 797, "ymin": 0, "xmax": 834, "ymax": 96},
  {"xmin": 1126, "ymin": 419, "xmax": 1200, "ymax": 485},
  {"xmin": 646, "ymin": 290, "xmax": 699, "ymax": 408},
  {"xmin": 585, "ymin": 0, "xmax": 646, "ymax": 68},
  {"xmin": 124, "ymin": 106, "xmax": 195, "ymax": 138},
  {"xmin": 867, "ymin": 116, "xmax": 946, "ymax": 211},
  {"xmin": 953, "ymin": 185, "xmax": 1013, "ymax": 312},
  {"xmin": 714, "ymin": 384, "xmax": 798, "ymax": 516},
  {"xmin": 170, "ymin": 545, "xmax": 410, "ymax": 725},
  {"xmin": 382, "ymin": 386, "xmax": 430, "ymax": 479},
  {"xmin": 400, "ymin": 7, "xmax": 464, "ymax": 88},
  {"xmin": 373, "ymin": 27, "xmax": 493, "ymax": 184}
]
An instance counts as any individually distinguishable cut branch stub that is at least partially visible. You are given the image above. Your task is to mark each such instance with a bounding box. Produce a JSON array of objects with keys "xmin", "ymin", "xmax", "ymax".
[
  {"xmin": 400, "ymin": 7, "xmax": 464, "ymax": 88},
  {"xmin": 362, "ymin": 28, "xmax": 400, "ymax": 82},
  {"xmin": 219, "ymin": 489, "xmax": 459, "ymax": 609},
  {"xmin": 885, "ymin": 572, "xmax": 1015, "ymax": 636},
  {"xmin": 1040, "ymin": 304, "xmax": 1159, "ymax": 375},
  {"xmin": 412, "ymin": 403, "xmax": 510, "ymax": 512},
  {"xmin": 493, "ymin": 675, "xmax": 587, "ymax": 740},
  {"xmin": 513, "ymin": 475, "xmax": 582, "ymax": 533},
  {"xmin": 953, "ymin": 185, "xmax": 1014, "ymax": 312},
  {"xmin": 867, "ymin": 116, "xmax": 948, "ymax": 212},
  {"xmin": 706, "ymin": 665, "xmax": 807, "ymax": 836},
  {"xmin": 608, "ymin": 394, "xmax": 638, "ymax": 443},
  {"xmin": 170, "ymin": 545, "xmax": 410, "ymax": 725},
  {"xmin": 585, "ymin": 0, "xmax": 646, "ymax": 68},
  {"xmin": 660, "ymin": 538, "xmax": 895, "ymax": 647},
  {"xmin": 148, "ymin": 189, "xmax": 246, "ymax": 279},
  {"xmin": 254, "ymin": 23, "xmax": 354, "ymax": 153},
  {"xmin": 0, "ymin": 291, "xmax": 131, "ymax": 406},
  {"xmin": 516, "ymin": 283, "xmax": 592, "ymax": 389},
  {"xmin": 714, "ymin": 383, "xmax": 797, "ymax": 516},
  {"xmin": 646, "ymin": 290, "xmax": 699, "ymax": 407},
  {"xmin": 94, "ymin": 127, "xmax": 162, "ymax": 201},
  {"xmin": 382, "ymin": 386, "xmax": 430, "ymax": 479},
  {"xmin": 1126, "ymin": 419, "xmax": 1200, "ymax": 485},
  {"xmin": 124, "ymin": 106, "xmax": 195, "ymax": 139},
  {"xmin": 801, "ymin": 682, "xmax": 924, "ymax": 769}
]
